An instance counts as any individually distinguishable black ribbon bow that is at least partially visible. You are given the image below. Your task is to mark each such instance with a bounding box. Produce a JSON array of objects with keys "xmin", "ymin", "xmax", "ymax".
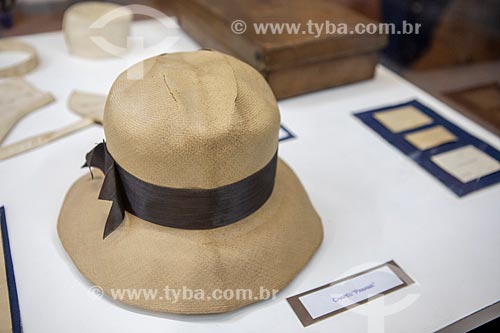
[
  {"xmin": 83, "ymin": 142, "xmax": 125, "ymax": 239},
  {"xmin": 83, "ymin": 141, "xmax": 278, "ymax": 240}
]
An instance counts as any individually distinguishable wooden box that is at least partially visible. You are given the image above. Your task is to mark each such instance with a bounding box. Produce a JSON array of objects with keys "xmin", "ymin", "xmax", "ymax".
[{"xmin": 175, "ymin": 0, "xmax": 388, "ymax": 99}]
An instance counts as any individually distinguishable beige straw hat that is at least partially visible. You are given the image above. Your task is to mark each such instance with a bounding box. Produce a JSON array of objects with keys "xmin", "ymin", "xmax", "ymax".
[
  {"xmin": 58, "ymin": 50, "xmax": 323, "ymax": 314},
  {"xmin": 63, "ymin": 1, "xmax": 132, "ymax": 58}
]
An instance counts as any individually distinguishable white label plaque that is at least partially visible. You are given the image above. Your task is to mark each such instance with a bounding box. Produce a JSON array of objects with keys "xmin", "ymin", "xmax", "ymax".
[
  {"xmin": 287, "ymin": 261, "xmax": 413, "ymax": 327},
  {"xmin": 299, "ymin": 265, "xmax": 403, "ymax": 319}
]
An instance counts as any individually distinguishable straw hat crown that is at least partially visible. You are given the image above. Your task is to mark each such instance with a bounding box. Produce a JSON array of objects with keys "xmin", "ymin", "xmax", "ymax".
[{"xmin": 104, "ymin": 50, "xmax": 280, "ymax": 189}]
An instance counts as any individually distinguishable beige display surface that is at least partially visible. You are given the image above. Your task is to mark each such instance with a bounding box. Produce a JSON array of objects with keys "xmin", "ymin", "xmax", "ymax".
[
  {"xmin": 431, "ymin": 145, "xmax": 500, "ymax": 183},
  {"xmin": 405, "ymin": 125, "xmax": 457, "ymax": 150},
  {"xmin": 374, "ymin": 105, "xmax": 433, "ymax": 133}
]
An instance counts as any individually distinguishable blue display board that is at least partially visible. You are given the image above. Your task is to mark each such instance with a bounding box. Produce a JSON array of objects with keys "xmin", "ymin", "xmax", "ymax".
[{"xmin": 354, "ymin": 100, "xmax": 500, "ymax": 196}]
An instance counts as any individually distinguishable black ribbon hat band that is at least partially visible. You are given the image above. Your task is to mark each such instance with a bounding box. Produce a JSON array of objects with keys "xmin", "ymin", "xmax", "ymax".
[{"xmin": 84, "ymin": 142, "xmax": 278, "ymax": 239}]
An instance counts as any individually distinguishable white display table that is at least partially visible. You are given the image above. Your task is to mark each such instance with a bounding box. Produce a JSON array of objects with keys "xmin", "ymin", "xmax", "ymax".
[{"xmin": 0, "ymin": 19, "xmax": 499, "ymax": 333}]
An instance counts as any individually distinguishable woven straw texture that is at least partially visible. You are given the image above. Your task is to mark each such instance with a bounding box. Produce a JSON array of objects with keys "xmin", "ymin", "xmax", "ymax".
[
  {"xmin": 58, "ymin": 50, "xmax": 323, "ymax": 314},
  {"xmin": 63, "ymin": 1, "xmax": 132, "ymax": 58}
]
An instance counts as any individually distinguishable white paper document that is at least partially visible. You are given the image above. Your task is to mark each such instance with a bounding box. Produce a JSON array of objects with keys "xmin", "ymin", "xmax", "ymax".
[{"xmin": 431, "ymin": 145, "xmax": 500, "ymax": 183}]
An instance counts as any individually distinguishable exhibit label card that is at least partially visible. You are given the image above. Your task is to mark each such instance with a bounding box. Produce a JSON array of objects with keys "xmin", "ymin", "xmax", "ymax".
[
  {"xmin": 373, "ymin": 106, "xmax": 433, "ymax": 133},
  {"xmin": 431, "ymin": 145, "xmax": 500, "ymax": 183},
  {"xmin": 287, "ymin": 261, "xmax": 413, "ymax": 327},
  {"xmin": 405, "ymin": 125, "xmax": 457, "ymax": 150}
]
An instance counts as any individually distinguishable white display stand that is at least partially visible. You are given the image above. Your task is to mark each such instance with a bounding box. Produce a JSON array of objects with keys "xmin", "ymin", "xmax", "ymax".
[{"xmin": 0, "ymin": 19, "xmax": 499, "ymax": 333}]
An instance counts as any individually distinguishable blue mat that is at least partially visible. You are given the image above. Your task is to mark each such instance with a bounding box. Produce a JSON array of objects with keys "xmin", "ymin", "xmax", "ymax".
[{"xmin": 354, "ymin": 100, "xmax": 500, "ymax": 196}]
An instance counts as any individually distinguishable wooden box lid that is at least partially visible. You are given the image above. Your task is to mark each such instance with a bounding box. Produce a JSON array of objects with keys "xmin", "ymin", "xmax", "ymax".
[{"xmin": 177, "ymin": 0, "xmax": 388, "ymax": 71}]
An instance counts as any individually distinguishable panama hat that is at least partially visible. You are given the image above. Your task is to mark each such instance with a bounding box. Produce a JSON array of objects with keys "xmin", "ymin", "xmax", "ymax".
[{"xmin": 57, "ymin": 50, "xmax": 323, "ymax": 314}]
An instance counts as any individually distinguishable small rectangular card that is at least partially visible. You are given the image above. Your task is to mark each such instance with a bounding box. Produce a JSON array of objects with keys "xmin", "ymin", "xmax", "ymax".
[
  {"xmin": 431, "ymin": 145, "xmax": 500, "ymax": 183},
  {"xmin": 405, "ymin": 125, "xmax": 457, "ymax": 150},
  {"xmin": 354, "ymin": 100, "xmax": 500, "ymax": 196},
  {"xmin": 373, "ymin": 105, "xmax": 433, "ymax": 133},
  {"xmin": 287, "ymin": 261, "xmax": 413, "ymax": 327}
]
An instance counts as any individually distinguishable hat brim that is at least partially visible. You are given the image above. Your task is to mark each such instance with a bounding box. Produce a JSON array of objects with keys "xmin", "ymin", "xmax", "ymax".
[{"xmin": 57, "ymin": 158, "xmax": 323, "ymax": 314}]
